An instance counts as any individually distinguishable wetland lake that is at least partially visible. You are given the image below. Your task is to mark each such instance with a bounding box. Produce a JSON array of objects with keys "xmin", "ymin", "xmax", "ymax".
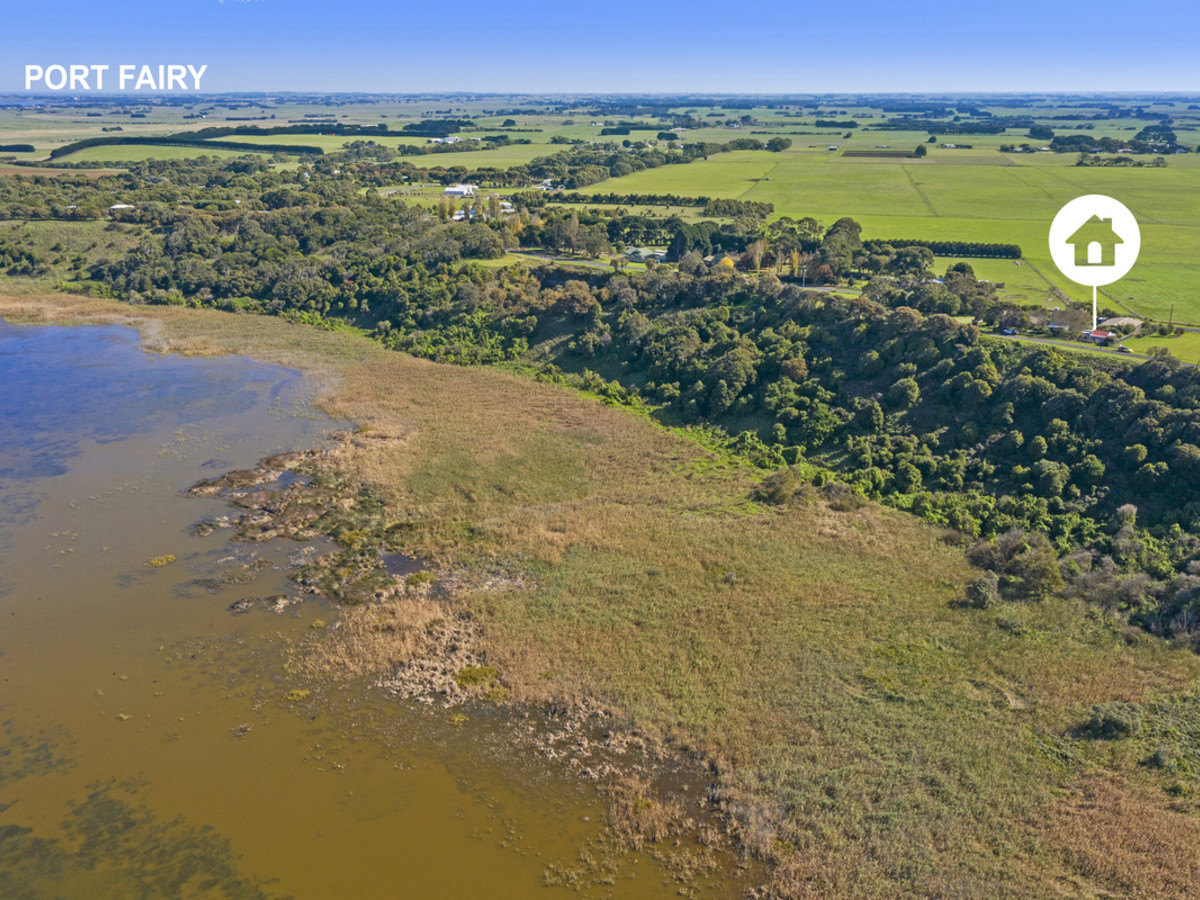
[{"xmin": 0, "ymin": 320, "xmax": 743, "ymax": 899}]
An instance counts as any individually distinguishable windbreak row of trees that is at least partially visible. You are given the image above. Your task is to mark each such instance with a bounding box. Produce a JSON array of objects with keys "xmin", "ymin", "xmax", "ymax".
[
  {"xmin": 334, "ymin": 140, "xmax": 763, "ymax": 190},
  {"xmin": 50, "ymin": 136, "xmax": 324, "ymax": 159},
  {"xmin": 862, "ymin": 238, "xmax": 1022, "ymax": 259}
]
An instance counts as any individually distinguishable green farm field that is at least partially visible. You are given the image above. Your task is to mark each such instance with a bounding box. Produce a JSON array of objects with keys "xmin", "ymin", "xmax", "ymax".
[
  {"xmin": 4, "ymin": 98, "xmax": 1197, "ymax": 320},
  {"xmin": 932, "ymin": 256, "xmax": 1054, "ymax": 302},
  {"xmin": 57, "ymin": 135, "xmax": 557, "ymax": 168},
  {"xmin": 1124, "ymin": 329, "xmax": 1200, "ymax": 363},
  {"xmin": 583, "ymin": 144, "xmax": 1200, "ymax": 322},
  {"xmin": 62, "ymin": 143, "xmax": 272, "ymax": 162},
  {"xmin": 212, "ymin": 133, "xmax": 431, "ymax": 150}
]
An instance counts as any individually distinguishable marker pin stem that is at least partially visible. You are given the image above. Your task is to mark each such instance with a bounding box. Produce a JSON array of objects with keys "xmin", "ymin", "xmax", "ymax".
[{"xmin": 1049, "ymin": 196, "xmax": 1140, "ymax": 339}]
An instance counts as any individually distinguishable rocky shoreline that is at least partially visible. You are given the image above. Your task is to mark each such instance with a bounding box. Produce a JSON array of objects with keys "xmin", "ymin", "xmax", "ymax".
[
  {"xmin": 186, "ymin": 432, "xmax": 750, "ymax": 895},
  {"xmin": 186, "ymin": 435, "xmax": 661, "ymax": 758}
]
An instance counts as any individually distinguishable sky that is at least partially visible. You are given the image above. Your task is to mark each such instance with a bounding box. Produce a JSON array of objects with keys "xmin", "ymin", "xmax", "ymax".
[{"xmin": 3, "ymin": 0, "xmax": 1199, "ymax": 95}]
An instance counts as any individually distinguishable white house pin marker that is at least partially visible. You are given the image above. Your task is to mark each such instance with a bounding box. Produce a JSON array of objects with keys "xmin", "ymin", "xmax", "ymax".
[{"xmin": 1048, "ymin": 195, "xmax": 1141, "ymax": 335}]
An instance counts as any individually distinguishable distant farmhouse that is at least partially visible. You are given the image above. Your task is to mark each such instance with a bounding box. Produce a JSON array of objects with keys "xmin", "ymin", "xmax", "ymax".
[
  {"xmin": 1099, "ymin": 316, "xmax": 1143, "ymax": 332},
  {"xmin": 625, "ymin": 247, "xmax": 666, "ymax": 263},
  {"xmin": 703, "ymin": 252, "xmax": 738, "ymax": 268},
  {"xmin": 1068, "ymin": 215, "xmax": 1123, "ymax": 266},
  {"xmin": 443, "ymin": 184, "xmax": 477, "ymax": 197}
]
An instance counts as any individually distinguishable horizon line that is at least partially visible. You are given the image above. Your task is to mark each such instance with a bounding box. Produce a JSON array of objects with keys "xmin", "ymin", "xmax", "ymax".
[{"xmin": 5, "ymin": 90, "xmax": 1200, "ymax": 99}]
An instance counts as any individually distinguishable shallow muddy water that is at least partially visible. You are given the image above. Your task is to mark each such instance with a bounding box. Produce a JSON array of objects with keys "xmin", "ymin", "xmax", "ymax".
[{"xmin": 0, "ymin": 321, "xmax": 747, "ymax": 899}]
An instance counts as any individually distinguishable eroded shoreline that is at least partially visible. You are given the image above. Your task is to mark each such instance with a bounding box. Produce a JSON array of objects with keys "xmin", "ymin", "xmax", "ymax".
[
  {"xmin": 10, "ymin": 292, "xmax": 1200, "ymax": 899},
  {"xmin": 186, "ymin": 432, "xmax": 755, "ymax": 895}
]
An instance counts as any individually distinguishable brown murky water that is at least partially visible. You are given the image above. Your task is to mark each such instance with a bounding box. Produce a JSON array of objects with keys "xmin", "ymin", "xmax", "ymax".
[{"xmin": 0, "ymin": 322, "xmax": 748, "ymax": 898}]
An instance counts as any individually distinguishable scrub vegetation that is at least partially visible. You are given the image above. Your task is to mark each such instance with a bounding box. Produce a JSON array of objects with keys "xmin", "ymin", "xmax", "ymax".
[
  {"xmin": 3, "ymin": 91, "xmax": 1200, "ymax": 898},
  {"xmin": 5, "ymin": 290, "xmax": 1200, "ymax": 899}
]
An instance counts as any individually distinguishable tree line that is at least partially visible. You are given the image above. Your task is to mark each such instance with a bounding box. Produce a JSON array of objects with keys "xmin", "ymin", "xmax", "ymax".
[
  {"xmin": 862, "ymin": 238, "xmax": 1022, "ymax": 259},
  {"xmin": 16, "ymin": 152, "xmax": 1200, "ymax": 646},
  {"xmin": 49, "ymin": 135, "xmax": 324, "ymax": 159}
]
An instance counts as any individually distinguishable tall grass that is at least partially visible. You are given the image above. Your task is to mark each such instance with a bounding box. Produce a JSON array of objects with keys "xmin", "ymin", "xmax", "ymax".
[{"xmin": 5, "ymin": 290, "xmax": 1200, "ymax": 898}]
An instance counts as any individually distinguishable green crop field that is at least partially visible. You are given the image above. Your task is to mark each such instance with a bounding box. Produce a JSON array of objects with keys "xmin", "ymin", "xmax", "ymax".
[
  {"xmin": 582, "ymin": 142, "xmax": 1200, "ymax": 322},
  {"xmin": 62, "ymin": 143, "xmax": 269, "ymax": 162},
  {"xmin": 933, "ymin": 257, "xmax": 1054, "ymax": 302},
  {"xmin": 4, "ymin": 96, "xmax": 1198, "ymax": 321},
  {"xmin": 207, "ymin": 135, "xmax": 556, "ymax": 167},
  {"xmin": 1124, "ymin": 329, "xmax": 1200, "ymax": 362},
  {"xmin": 211, "ymin": 133, "xmax": 430, "ymax": 150},
  {"xmin": 400, "ymin": 143, "xmax": 554, "ymax": 167}
]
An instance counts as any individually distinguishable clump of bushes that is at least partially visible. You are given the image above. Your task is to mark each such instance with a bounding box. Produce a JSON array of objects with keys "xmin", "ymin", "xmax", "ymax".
[
  {"xmin": 997, "ymin": 617, "xmax": 1030, "ymax": 637},
  {"xmin": 967, "ymin": 530, "xmax": 1063, "ymax": 601},
  {"xmin": 754, "ymin": 467, "xmax": 812, "ymax": 505},
  {"xmin": 822, "ymin": 482, "xmax": 867, "ymax": 512},
  {"xmin": 1147, "ymin": 746, "xmax": 1174, "ymax": 769},
  {"xmin": 965, "ymin": 571, "xmax": 1000, "ymax": 608},
  {"xmin": 1086, "ymin": 701, "xmax": 1143, "ymax": 738}
]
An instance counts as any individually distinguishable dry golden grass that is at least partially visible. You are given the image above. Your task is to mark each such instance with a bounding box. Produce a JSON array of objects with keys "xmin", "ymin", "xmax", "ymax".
[
  {"xmin": 1049, "ymin": 776, "xmax": 1200, "ymax": 899},
  {"xmin": 7, "ymin": 290, "xmax": 1200, "ymax": 898},
  {"xmin": 606, "ymin": 772, "xmax": 689, "ymax": 851},
  {"xmin": 287, "ymin": 591, "xmax": 454, "ymax": 682}
]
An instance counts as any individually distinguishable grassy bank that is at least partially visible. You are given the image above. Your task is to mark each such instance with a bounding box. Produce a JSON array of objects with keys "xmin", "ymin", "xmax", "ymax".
[{"xmin": 4, "ymin": 290, "xmax": 1199, "ymax": 898}]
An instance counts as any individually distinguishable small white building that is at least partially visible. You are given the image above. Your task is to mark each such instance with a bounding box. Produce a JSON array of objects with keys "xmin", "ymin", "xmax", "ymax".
[
  {"xmin": 443, "ymin": 184, "xmax": 477, "ymax": 197},
  {"xmin": 1099, "ymin": 316, "xmax": 1144, "ymax": 332}
]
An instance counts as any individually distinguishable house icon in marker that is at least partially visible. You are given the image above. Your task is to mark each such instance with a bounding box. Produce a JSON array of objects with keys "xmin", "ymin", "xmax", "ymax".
[
  {"xmin": 1049, "ymin": 195, "xmax": 1140, "ymax": 333},
  {"xmin": 1067, "ymin": 215, "xmax": 1124, "ymax": 266}
]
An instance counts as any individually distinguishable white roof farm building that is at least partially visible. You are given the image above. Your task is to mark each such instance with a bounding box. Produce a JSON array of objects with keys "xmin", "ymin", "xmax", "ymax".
[
  {"xmin": 1099, "ymin": 316, "xmax": 1144, "ymax": 332},
  {"xmin": 443, "ymin": 184, "xmax": 477, "ymax": 197}
]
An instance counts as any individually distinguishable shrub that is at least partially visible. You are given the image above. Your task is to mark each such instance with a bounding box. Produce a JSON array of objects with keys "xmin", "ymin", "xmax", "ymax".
[
  {"xmin": 1147, "ymin": 746, "xmax": 1173, "ymax": 769},
  {"xmin": 754, "ymin": 467, "xmax": 808, "ymax": 505},
  {"xmin": 887, "ymin": 377, "xmax": 920, "ymax": 409},
  {"xmin": 1086, "ymin": 702, "xmax": 1143, "ymax": 739},
  {"xmin": 1009, "ymin": 543, "xmax": 1064, "ymax": 601},
  {"xmin": 454, "ymin": 665, "xmax": 499, "ymax": 688},
  {"xmin": 823, "ymin": 482, "xmax": 866, "ymax": 511},
  {"xmin": 997, "ymin": 617, "xmax": 1029, "ymax": 636},
  {"xmin": 965, "ymin": 571, "xmax": 999, "ymax": 608}
]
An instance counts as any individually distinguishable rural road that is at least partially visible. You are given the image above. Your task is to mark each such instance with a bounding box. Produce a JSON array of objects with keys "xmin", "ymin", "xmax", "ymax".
[{"xmin": 989, "ymin": 331, "xmax": 1160, "ymax": 363}]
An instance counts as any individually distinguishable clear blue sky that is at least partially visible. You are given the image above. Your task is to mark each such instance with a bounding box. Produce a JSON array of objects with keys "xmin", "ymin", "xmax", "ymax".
[{"xmin": 3, "ymin": 0, "xmax": 1199, "ymax": 94}]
